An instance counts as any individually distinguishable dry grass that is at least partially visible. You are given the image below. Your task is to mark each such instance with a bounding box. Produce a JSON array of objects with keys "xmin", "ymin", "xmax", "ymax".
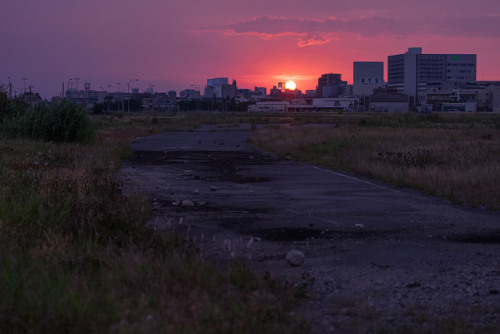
[
  {"xmin": 0, "ymin": 114, "xmax": 309, "ymax": 333},
  {"xmin": 251, "ymin": 121, "xmax": 500, "ymax": 209}
]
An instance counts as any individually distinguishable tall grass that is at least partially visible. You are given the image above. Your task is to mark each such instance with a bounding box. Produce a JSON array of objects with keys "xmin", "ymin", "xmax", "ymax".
[
  {"xmin": 2, "ymin": 100, "xmax": 94, "ymax": 143},
  {"xmin": 251, "ymin": 123, "xmax": 500, "ymax": 209},
  {"xmin": 0, "ymin": 117, "xmax": 308, "ymax": 333}
]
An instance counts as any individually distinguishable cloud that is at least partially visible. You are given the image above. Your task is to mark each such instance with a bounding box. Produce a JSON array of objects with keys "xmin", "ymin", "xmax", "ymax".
[
  {"xmin": 210, "ymin": 16, "xmax": 415, "ymax": 47},
  {"xmin": 210, "ymin": 14, "xmax": 500, "ymax": 47},
  {"xmin": 430, "ymin": 15, "xmax": 500, "ymax": 39}
]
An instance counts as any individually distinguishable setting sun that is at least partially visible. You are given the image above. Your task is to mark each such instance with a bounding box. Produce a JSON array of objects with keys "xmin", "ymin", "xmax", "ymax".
[{"xmin": 284, "ymin": 80, "xmax": 296, "ymax": 90}]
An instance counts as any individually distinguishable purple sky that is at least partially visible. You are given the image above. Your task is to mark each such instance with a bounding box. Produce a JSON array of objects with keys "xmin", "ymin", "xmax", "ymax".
[{"xmin": 2, "ymin": 0, "xmax": 500, "ymax": 98}]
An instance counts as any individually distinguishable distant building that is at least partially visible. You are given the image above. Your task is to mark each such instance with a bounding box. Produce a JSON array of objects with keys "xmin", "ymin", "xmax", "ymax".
[
  {"xmin": 168, "ymin": 90, "xmax": 177, "ymax": 100},
  {"xmin": 425, "ymin": 89, "xmax": 477, "ymax": 112},
  {"xmin": 316, "ymin": 73, "xmax": 348, "ymax": 98},
  {"xmin": 353, "ymin": 62, "xmax": 384, "ymax": 96},
  {"xmin": 269, "ymin": 86, "xmax": 282, "ymax": 97},
  {"xmin": 204, "ymin": 77, "xmax": 237, "ymax": 99},
  {"xmin": 365, "ymin": 87, "xmax": 411, "ymax": 112},
  {"xmin": 248, "ymin": 101, "xmax": 289, "ymax": 112},
  {"xmin": 254, "ymin": 87, "xmax": 266, "ymax": 96},
  {"xmin": 180, "ymin": 89, "xmax": 201, "ymax": 100},
  {"xmin": 248, "ymin": 97, "xmax": 359, "ymax": 112},
  {"xmin": 388, "ymin": 47, "xmax": 476, "ymax": 105}
]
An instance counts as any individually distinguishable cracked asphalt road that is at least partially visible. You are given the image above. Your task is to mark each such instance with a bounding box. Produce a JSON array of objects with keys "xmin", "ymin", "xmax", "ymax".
[{"xmin": 120, "ymin": 124, "xmax": 500, "ymax": 333}]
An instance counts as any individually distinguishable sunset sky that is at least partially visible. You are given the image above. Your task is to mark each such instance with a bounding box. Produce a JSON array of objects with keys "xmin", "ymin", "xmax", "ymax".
[{"xmin": 1, "ymin": 0, "xmax": 500, "ymax": 98}]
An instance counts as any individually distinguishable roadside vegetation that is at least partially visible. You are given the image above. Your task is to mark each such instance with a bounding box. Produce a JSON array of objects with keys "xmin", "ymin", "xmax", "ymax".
[
  {"xmin": 0, "ymin": 96, "xmax": 308, "ymax": 333},
  {"xmin": 2, "ymin": 94, "xmax": 500, "ymax": 332},
  {"xmin": 250, "ymin": 112, "xmax": 500, "ymax": 209}
]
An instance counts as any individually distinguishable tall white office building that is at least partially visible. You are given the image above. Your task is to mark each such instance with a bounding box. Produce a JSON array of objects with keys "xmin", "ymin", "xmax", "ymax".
[{"xmin": 388, "ymin": 47, "xmax": 476, "ymax": 105}]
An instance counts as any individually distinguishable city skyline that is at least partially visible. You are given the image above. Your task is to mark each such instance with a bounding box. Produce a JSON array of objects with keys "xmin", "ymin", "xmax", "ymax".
[{"xmin": 2, "ymin": 0, "xmax": 500, "ymax": 98}]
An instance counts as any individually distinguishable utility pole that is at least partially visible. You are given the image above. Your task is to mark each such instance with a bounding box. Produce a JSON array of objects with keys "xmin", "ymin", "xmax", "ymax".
[
  {"xmin": 7, "ymin": 76, "xmax": 12, "ymax": 99},
  {"xmin": 127, "ymin": 79, "xmax": 138, "ymax": 112},
  {"xmin": 75, "ymin": 77, "xmax": 80, "ymax": 99},
  {"xmin": 22, "ymin": 78, "xmax": 27, "ymax": 94},
  {"xmin": 67, "ymin": 79, "xmax": 73, "ymax": 98},
  {"xmin": 116, "ymin": 83, "xmax": 121, "ymax": 112}
]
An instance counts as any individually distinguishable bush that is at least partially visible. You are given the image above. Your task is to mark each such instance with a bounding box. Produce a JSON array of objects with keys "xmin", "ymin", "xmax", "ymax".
[
  {"xmin": 2, "ymin": 100, "xmax": 94, "ymax": 143},
  {"xmin": 0, "ymin": 89, "xmax": 29, "ymax": 123}
]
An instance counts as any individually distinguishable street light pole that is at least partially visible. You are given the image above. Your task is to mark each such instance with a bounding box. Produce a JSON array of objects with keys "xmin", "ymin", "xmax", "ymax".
[
  {"xmin": 67, "ymin": 79, "xmax": 73, "ymax": 98},
  {"xmin": 191, "ymin": 84, "xmax": 201, "ymax": 111},
  {"xmin": 116, "ymin": 83, "xmax": 121, "ymax": 112},
  {"xmin": 127, "ymin": 79, "xmax": 138, "ymax": 112},
  {"xmin": 22, "ymin": 78, "xmax": 27, "ymax": 94},
  {"xmin": 7, "ymin": 76, "xmax": 12, "ymax": 99}
]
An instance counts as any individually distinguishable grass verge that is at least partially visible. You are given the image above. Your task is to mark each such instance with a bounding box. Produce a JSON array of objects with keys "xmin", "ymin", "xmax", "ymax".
[{"xmin": 250, "ymin": 114, "xmax": 500, "ymax": 209}]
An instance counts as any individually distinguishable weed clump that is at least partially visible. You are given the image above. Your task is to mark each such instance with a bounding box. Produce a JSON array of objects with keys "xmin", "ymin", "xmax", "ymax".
[{"xmin": 2, "ymin": 100, "xmax": 94, "ymax": 143}]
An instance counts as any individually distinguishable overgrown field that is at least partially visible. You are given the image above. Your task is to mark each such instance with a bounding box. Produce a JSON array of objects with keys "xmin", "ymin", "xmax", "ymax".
[
  {"xmin": 250, "ymin": 112, "xmax": 500, "ymax": 209},
  {"xmin": 0, "ymin": 111, "xmax": 308, "ymax": 333},
  {"xmin": 2, "ymin": 106, "xmax": 500, "ymax": 333}
]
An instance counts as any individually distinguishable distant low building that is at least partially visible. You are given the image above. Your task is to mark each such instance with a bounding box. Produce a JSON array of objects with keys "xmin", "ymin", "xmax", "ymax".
[
  {"xmin": 180, "ymin": 89, "xmax": 201, "ymax": 100},
  {"xmin": 316, "ymin": 73, "xmax": 348, "ymax": 98},
  {"xmin": 365, "ymin": 87, "xmax": 411, "ymax": 112},
  {"xmin": 248, "ymin": 101, "xmax": 289, "ymax": 112},
  {"xmin": 425, "ymin": 89, "xmax": 477, "ymax": 112}
]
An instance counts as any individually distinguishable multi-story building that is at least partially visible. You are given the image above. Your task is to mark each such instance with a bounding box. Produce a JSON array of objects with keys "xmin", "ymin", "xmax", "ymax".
[
  {"xmin": 388, "ymin": 47, "xmax": 476, "ymax": 105},
  {"xmin": 316, "ymin": 73, "xmax": 348, "ymax": 98},
  {"xmin": 353, "ymin": 62, "xmax": 384, "ymax": 96},
  {"xmin": 204, "ymin": 77, "xmax": 237, "ymax": 99}
]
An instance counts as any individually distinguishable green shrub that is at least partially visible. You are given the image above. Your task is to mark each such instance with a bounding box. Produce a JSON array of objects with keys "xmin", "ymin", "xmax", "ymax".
[
  {"xmin": 2, "ymin": 100, "xmax": 94, "ymax": 143},
  {"xmin": 0, "ymin": 89, "xmax": 29, "ymax": 123}
]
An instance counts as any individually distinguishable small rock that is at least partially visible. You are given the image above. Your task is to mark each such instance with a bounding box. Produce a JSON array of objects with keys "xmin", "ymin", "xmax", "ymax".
[
  {"xmin": 172, "ymin": 200, "xmax": 180, "ymax": 206},
  {"xmin": 182, "ymin": 200, "xmax": 195, "ymax": 207},
  {"xmin": 184, "ymin": 170, "xmax": 193, "ymax": 176},
  {"xmin": 286, "ymin": 250, "xmax": 305, "ymax": 267},
  {"xmin": 197, "ymin": 201, "xmax": 206, "ymax": 206},
  {"xmin": 210, "ymin": 186, "xmax": 218, "ymax": 192},
  {"xmin": 193, "ymin": 189, "xmax": 200, "ymax": 195},
  {"xmin": 354, "ymin": 223, "xmax": 365, "ymax": 230}
]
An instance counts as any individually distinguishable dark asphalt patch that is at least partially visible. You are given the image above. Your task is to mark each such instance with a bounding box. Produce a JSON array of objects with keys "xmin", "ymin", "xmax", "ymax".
[
  {"xmin": 127, "ymin": 150, "xmax": 275, "ymax": 166},
  {"xmin": 447, "ymin": 230, "xmax": 500, "ymax": 244}
]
